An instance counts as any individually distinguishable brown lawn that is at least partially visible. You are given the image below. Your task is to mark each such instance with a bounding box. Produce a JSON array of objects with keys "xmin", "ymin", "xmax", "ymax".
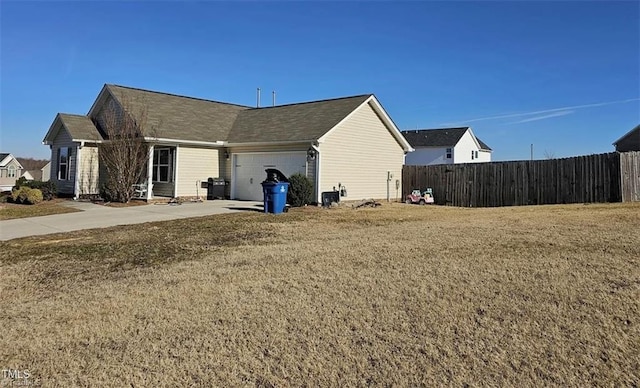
[
  {"xmin": 0, "ymin": 199, "xmax": 80, "ymax": 220},
  {"xmin": 0, "ymin": 202, "xmax": 638, "ymax": 386}
]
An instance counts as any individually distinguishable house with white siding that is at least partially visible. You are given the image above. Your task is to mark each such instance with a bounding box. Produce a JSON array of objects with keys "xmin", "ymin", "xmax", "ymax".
[
  {"xmin": 42, "ymin": 84, "xmax": 413, "ymax": 202},
  {"xmin": 402, "ymin": 127, "xmax": 492, "ymax": 166},
  {"xmin": 0, "ymin": 153, "xmax": 24, "ymax": 191}
]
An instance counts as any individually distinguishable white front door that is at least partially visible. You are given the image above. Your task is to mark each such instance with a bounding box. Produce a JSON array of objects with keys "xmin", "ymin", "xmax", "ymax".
[{"xmin": 233, "ymin": 152, "xmax": 307, "ymax": 201}]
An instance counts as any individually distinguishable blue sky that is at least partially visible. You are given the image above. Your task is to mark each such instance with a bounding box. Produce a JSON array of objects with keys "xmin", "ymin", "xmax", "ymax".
[{"xmin": 1, "ymin": 1, "xmax": 638, "ymax": 161}]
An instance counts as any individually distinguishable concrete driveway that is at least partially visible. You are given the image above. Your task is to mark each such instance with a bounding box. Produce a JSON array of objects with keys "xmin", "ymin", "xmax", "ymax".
[{"xmin": 0, "ymin": 200, "xmax": 263, "ymax": 241}]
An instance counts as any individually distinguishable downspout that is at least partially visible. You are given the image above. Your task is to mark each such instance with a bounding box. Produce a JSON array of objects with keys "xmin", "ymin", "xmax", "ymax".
[{"xmin": 146, "ymin": 145, "xmax": 154, "ymax": 200}]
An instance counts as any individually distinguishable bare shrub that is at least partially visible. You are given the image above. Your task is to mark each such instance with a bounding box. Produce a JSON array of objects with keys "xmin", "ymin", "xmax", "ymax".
[{"xmin": 96, "ymin": 98, "xmax": 150, "ymax": 203}]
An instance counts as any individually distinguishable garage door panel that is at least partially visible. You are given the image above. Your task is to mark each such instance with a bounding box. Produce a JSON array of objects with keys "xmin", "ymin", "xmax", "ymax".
[{"xmin": 233, "ymin": 153, "xmax": 306, "ymax": 201}]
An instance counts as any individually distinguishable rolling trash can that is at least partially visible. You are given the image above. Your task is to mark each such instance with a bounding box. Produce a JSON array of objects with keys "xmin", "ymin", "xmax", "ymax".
[
  {"xmin": 206, "ymin": 177, "xmax": 226, "ymax": 200},
  {"xmin": 261, "ymin": 169, "xmax": 289, "ymax": 214}
]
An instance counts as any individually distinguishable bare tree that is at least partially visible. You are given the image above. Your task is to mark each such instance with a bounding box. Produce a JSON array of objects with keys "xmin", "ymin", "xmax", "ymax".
[
  {"xmin": 543, "ymin": 149, "xmax": 557, "ymax": 160},
  {"xmin": 96, "ymin": 98, "xmax": 150, "ymax": 203}
]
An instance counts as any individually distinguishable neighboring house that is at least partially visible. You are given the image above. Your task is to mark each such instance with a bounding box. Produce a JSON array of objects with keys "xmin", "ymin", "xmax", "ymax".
[
  {"xmin": 16, "ymin": 158, "xmax": 51, "ymax": 181},
  {"xmin": 42, "ymin": 84, "xmax": 413, "ymax": 202},
  {"xmin": 613, "ymin": 124, "xmax": 640, "ymax": 152},
  {"xmin": 40, "ymin": 161, "xmax": 51, "ymax": 182},
  {"xmin": 402, "ymin": 127, "xmax": 492, "ymax": 166},
  {"xmin": 0, "ymin": 153, "xmax": 24, "ymax": 191}
]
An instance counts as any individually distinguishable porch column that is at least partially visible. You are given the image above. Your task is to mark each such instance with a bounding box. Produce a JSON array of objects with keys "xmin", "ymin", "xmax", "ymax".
[
  {"xmin": 146, "ymin": 145, "xmax": 154, "ymax": 200},
  {"xmin": 73, "ymin": 145, "xmax": 81, "ymax": 199}
]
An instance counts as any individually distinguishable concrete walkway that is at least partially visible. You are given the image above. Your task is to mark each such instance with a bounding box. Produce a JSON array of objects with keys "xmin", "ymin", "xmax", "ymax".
[{"xmin": 0, "ymin": 200, "xmax": 263, "ymax": 241}]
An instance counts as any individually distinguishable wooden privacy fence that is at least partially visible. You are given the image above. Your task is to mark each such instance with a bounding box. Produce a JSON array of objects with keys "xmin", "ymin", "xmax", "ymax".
[{"xmin": 403, "ymin": 151, "xmax": 640, "ymax": 207}]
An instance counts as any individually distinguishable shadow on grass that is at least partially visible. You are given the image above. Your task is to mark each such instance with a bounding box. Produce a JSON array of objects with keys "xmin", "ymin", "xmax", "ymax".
[{"xmin": 225, "ymin": 207, "xmax": 264, "ymax": 213}]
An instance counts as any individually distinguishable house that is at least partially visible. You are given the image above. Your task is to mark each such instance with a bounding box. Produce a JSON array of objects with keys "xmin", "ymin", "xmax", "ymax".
[
  {"xmin": 42, "ymin": 84, "xmax": 413, "ymax": 202},
  {"xmin": 613, "ymin": 124, "xmax": 640, "ymax": 152},
  {"xmin": 0, "ymin": 153, "xmax": 24, "ymax": 191},
  {"xmin": 21, "ymin": 171, "xmax": 35, "ymax": 181},
  {"xmin": 16, "ymin": 158, "xmax": 51, "ymax": 181},
  {"xmin": 402, "ymin": 127, "xmax": 492, "ymax": 166},
  {"xmin": 40, "ymin": 161, "xmax": 51, "ymax": 182}
]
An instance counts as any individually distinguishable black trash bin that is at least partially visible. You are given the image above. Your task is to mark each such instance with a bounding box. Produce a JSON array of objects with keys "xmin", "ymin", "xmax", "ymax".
[{"xmin": 206, "ymin": 177, "xmax": 226, "ymax": 200}]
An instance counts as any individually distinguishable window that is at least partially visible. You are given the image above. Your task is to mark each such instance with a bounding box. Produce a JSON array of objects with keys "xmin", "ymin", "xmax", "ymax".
[
  {"xmin": 7, "ymin": 165, "xmax": 16, "ymax": 178},
  {"xmin": 475, "ymin": 151, "xmax": 479, "ymax": 159},
  {"xmin": 58, "ymin": 147, "xmax": 71, "ymax": 180},
  {"xmin": 153, "ymin": 148, "xmax": 172, "ymax": 182},
  {"xmin": 446, "ymin": 148, "xmax": 452, "ymax": 159},
  {"xmin": 471, "ymin": 150, "xmax": 475, "ymax": 160}
]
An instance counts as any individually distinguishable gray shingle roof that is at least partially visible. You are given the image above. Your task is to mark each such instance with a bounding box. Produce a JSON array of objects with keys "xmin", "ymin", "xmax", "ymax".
[
  {"xmin": 402, "ymin": 127, "xmax": 468, "ymax": 148},
  {"xmin": 477, "ymin": 138, "xmax": 492, "ymax": 151},
  {"xmin": 58, "ymin": 114, "xmax": 102, "ymax": 140},
  {"xmin": 402, "ymin": 127, "xmax": 492, "ymax": 151},
  {"xmin": 106, "ymin": 85, "xmax": 250, "ymax": 142},
  {"xmin": 228, "ymin": 95, "xmax": 372, "ymax": 143},
  {"xmin": 0, "ymin": 153, "xmax": 9, "ymax": 163}
]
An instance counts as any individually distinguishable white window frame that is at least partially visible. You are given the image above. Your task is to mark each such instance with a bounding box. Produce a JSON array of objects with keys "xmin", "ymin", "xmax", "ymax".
[
  {"xmin": 58, "ymin": 147, "xmax": 71, "ymax": 180},
  {"xmin": 446, "ymin": 148, "xmax": 452, "ymax": 159},
  {"xmin": 153, "ymin": 148, "xmax": 172, "ymax": 183},
  {"xmin": 7, "ymin": 165, "xmax": 16, "ymax": 178}
]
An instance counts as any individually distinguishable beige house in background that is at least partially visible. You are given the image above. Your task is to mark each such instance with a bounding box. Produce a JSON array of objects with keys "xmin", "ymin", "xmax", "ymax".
[
  {"xmin": 42, "ymin": 84, "xmax": 413, "ymax": 202},
  {"xmin": 0, "ymin": 153, "xmax": 24, "ymax": 191}
]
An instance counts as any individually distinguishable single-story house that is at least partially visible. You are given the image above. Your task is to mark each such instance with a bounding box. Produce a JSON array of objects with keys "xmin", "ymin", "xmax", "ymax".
[
  {"xmin": 43, "ymin": 84, "xmax": 413, "ymax": 202},
  {"xmin": 402, "ymin": 127, "xmax": 492, "ymax": 166},
  {"xmin": 0, "ymin": 153, "xmax": 24, "ymax": 191},
  {"xmin": 613, "ymin": 124, "xmax": 640, "ymax": 152}
]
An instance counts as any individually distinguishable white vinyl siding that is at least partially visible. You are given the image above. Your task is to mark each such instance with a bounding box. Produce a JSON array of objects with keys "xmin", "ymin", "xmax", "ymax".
[
  {"xmin": 0, "ymin": 158, "xmax": 23, "ymax": 190},
  {"xmin": 175, "ymin": 147, "xmax": 220, "ymax": 197},
  {"xmin": 453, "ymin": 130, "xmax": 480, "ymax": 164},
  {"xmin": 319, "ymin": 101, "xmax": 405, "ymax": 201}
]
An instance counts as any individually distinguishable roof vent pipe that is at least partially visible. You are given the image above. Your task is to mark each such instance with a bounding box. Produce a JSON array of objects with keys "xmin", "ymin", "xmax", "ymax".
[
  {"xmin": 257, "ymin": 88, "xmax": 261, "ymax": 108},
  {"xmin": 272, "ymin": 90, "xmax": 276, "ymax": 107}
]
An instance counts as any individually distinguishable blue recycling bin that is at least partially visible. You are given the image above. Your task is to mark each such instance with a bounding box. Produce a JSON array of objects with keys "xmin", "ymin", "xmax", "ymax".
[{"xmin": 261, "ymin": 181, "xmax": 289, "ymax": 214}]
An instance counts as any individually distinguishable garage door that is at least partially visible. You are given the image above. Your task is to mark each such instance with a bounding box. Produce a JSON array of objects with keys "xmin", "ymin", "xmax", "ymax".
[{"xmin": 233, "ymin": 152, "xmax": 307, "ymax": 201}]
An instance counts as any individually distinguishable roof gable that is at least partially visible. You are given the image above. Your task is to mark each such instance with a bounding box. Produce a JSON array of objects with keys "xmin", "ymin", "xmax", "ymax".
[
  {"xmin": 0, "ymin": 153, "xmax": 23, "ymax": 169},
  {"xmin": 227, "ymin": 94, "xmax": 372, "ymax": 143},
  {"xmin": 43, "ymin": 113, "xmax": 102, "ymax": 144},
  {"xmin": 613, "ymin": 124, "xmax": 640, "ymax": 145}
]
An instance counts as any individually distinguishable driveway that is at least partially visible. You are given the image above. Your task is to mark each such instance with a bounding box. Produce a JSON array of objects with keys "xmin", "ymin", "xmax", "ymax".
[{"xmin": 0, "ymin": 200, "xmax": 263, "ymax": 241}]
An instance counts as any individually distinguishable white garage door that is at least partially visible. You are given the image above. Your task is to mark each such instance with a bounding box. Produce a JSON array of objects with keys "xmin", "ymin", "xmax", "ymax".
[{"xmin": 233, "ymin": 152, "xmax": 307, "ymax": 201}]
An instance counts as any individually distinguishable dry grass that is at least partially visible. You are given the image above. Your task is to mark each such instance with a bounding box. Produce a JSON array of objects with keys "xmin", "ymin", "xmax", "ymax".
[
  {"xmin": 1, "ymin": 203, "xmax": 638, "ymax": 386},
  {"xmin": 0, "ymin": 199, "xmax": 80, "ymax": 220}
]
